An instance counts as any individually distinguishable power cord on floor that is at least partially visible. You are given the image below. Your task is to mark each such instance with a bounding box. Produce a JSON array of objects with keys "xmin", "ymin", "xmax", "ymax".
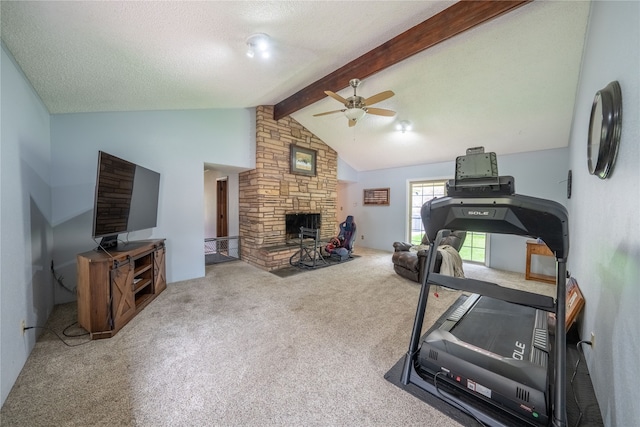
[
  {"xmin": 571, "ymin": 339, "xmax": 593, "ymax": 427},
  {"xmin": 62, "ymin": 321, "xmax": 90, "ymax": 338},
  {"xmin": 24, "ymin": 325, "xmax": 91, "ymax": 347},
  {"xmin": 50, "ymin": 260, "xmax": 76, "ymax": 294}
]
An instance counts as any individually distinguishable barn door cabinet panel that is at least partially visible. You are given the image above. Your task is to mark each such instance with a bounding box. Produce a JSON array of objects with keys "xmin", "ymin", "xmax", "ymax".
[
  {"xmin": 110, "ymin": 260, "xmax": 136, "ymax": 332},
  {"xmin": 153, "ymin": 244, "xmax": 167, "ymax": 294},
  {"xmin": 77, "ymin": 239, "xmax": 166, "ymax": 339}
]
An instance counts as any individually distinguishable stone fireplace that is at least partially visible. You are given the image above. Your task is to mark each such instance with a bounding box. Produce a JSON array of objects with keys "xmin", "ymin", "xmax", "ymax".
[{"xmin": 239, "ymin": 106, "xmax": 338, "ymax": 271}]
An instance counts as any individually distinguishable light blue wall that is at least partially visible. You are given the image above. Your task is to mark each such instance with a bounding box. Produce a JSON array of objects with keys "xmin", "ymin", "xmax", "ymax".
[
  {"xmin": 567, "ymin": 2, "xmax": 640, "ymax": 426},
  {"xmin": 337, "ymin": 157, "xmax": 358, "ymax": 183},
  {"xmin": 487, "ymin": 148, "xmax": 569, "ymax": 272},
  {"xmin": 50, "ymin": 108, "xmax": 255, "ymax": 303},
  {"xmin": 1, "ymin": 39, "xmax": 256, "ymax": 405},
  {"xmin": 341, "ymin": 160, "xmax": 452, "ymax": 252},
  {"xmin": 1, "ymin": 44, "xmax": 54, "ymax": 405},
  {"xmin": 345, "ymin": 147, "xmax": 568, "ymax": 273}
]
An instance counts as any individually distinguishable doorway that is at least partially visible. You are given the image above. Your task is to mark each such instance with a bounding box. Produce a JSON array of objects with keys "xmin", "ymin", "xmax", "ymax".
[
  {"xmin": 216, "ymin": 178, "xmax": 228, "ymax": 237},
  {"xmin": 203, "ymin": 169, "xmax": 240, "ymax": 265}
]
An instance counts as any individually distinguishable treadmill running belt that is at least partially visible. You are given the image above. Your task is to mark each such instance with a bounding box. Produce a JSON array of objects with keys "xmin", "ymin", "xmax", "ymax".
[{"xmin": 447, "ymin": 296, "xmax": 536, "ymax": 358}]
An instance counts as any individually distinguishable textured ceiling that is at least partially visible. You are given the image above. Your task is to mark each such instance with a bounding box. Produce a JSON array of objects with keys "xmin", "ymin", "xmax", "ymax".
[{"xmin": 0, "ymin": 1, "xmax": 590, "ymax": 172}]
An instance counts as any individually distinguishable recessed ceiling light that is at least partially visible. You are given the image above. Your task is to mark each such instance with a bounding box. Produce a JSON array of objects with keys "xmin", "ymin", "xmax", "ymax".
[
  {"xmin": 396, "ymin": 120, "xmax": 412, "ymax": 133},
  {"xmin": 246, "ymin": 33, "xmax": 271, "ymax": 59}
]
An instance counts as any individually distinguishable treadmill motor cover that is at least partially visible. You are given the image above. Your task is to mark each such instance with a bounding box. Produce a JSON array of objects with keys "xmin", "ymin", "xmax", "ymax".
[{"xmin": 417, "ymin": 295, "xmax": 551, "ymax": 425}]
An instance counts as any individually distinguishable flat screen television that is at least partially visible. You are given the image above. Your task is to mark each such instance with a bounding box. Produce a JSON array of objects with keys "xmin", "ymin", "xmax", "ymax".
[{"xmin": 92, "ymin": 151, "xmax": 160, "ymax": 250}]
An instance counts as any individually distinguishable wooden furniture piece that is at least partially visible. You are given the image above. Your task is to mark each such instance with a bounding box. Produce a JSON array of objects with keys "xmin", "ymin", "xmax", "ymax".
[
  {"xmin": 77, "ymin": 239, "xmax": 166, "ymax": 339},
  {"xmin": 525, "ymin": 239, "xmax": 555, "ymax": 284},
  {"xmin": 565, "ymin": 277, "xmax": 585, "ymax": 330}
]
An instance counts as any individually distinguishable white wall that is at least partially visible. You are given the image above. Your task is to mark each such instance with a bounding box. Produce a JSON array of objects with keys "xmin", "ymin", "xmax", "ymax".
[
  {"xmin": 567, "ymin": 2, "xmax": 640, "ymax": 426},
  {"xmin": 1, "ymin": 44, "xmax": 54, "ymax": 405},
  {"xmin": 50, "ymin": 108, "xmax": 255, "ymax": 300},
  {"xmin": 346, "ymin": 147, "xmax": 568, "ymax": 273}
]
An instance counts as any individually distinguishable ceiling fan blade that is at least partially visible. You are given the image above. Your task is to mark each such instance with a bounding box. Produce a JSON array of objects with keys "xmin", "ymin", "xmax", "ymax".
[
  {"xmin": 324, "ymin": 91, "xmax": 347, "ymax": 104},
  {"xmin": 364, "ymin": 90, "xmax": 394, "ymax": 106},
  {"xmin": 366, "ymin": 107, "xmax": 396, "ymax": 117},
  {"xmin": 313, "ymin": 109, "xmax": 345, "ymax": 117},
  {"xmin": 348, "ymin": 119, "xmax": 357, "ymax": 127}
]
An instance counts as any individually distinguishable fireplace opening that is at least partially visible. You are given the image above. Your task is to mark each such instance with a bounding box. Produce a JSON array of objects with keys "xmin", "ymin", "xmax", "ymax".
[{"xmin": 285, "ymin": 213, "xmax": 321, "ymax": 242}]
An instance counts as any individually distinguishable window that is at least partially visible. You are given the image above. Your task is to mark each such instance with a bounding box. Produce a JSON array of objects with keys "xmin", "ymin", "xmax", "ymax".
[
  {"xmin": 408, "ymin": 180, "xmax": 487, "ymax": 264},
  {"xmin": 409, "ymin": 181, "xmax": 446, "ymax": 245},
  {"xmin": 459, "ymin": 231, "xmax": 487, "ymax": 263}
]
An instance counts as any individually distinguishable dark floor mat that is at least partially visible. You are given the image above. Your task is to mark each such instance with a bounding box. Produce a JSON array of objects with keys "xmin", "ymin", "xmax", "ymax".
[{"xmin": 271, "ymin": 254, "xmax": 359, "ymax": 278}]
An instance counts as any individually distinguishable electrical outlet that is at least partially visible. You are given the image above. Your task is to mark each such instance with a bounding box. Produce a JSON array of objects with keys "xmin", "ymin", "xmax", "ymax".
[
  {"xmin": 21, "ymin": 320, "xmax": 26, "ymax": 335},
  {"xmin": 361, "ymin": 235, "xmax": 364, "ymax": 240},
  {"xmin": 590, "ymin": 331, "xmax": 595, "ymax": 348}
]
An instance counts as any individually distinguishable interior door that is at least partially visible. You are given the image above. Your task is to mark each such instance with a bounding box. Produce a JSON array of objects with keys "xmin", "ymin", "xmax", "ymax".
[{"xmin": 216, "ymin": 179, "xmax": 228, "ymax": 237}]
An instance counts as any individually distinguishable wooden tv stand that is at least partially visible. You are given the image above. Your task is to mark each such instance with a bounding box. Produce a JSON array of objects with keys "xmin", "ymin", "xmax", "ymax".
[{"xmin": 76, "ymin": 239, "xmax": 166, "ymax": 339}]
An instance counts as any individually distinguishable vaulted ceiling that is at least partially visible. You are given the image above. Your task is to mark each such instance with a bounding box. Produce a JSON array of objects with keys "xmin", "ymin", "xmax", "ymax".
[{"xmin": 0, "ymin": 1, "xmax": 590, "ymax": 171}]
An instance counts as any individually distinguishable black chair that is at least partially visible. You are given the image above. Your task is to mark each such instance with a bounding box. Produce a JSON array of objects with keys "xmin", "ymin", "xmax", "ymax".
[{"xmin": 325, "ymin": 215, "xmax": 356, "ymax": 261}]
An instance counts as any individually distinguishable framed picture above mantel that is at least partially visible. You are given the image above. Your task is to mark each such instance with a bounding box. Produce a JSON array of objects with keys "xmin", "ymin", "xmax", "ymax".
[
  {"xmin": 290, "ymin": 145, "xmax": 317, "ymax": 176},
  {"xmin": 363, "ymin": 188, "xmax": 390, "ymax": 206}
]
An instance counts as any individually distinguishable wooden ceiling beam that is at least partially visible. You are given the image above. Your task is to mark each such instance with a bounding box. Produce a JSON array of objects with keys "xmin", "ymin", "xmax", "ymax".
[{"xmin": 273, "ymin": 0, "xmax": 530, "ymax": 120}]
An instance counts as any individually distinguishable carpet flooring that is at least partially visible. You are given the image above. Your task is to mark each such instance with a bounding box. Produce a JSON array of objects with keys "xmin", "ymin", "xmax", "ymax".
[{"xmin": 1, "ymin": 248, "xmax": 599, "ymax": 426}]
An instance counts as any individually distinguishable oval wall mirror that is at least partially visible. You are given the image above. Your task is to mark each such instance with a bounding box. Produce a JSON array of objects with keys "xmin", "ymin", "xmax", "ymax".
[{"xmin": 587, "ymin": 81, "xmax": 622, "ymax": 179}]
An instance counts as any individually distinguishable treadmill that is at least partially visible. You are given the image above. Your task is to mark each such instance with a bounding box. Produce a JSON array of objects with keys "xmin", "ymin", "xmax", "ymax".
[
  {"xmin": 417, "ymin": 294, "xmax": 552, "ymax": 425},
  {"xmin": 400, "ymin": 148, "xmax": 569, "ymax": 427}
]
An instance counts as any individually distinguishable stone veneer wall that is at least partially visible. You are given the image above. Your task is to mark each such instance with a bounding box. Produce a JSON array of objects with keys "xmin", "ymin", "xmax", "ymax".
[{"xmin": 239, "ymin": 106, "xmax": 338, "ymax": 271}]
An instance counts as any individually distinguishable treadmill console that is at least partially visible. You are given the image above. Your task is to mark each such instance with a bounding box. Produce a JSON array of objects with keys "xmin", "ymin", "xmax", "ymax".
[{"xmin": 446, "ymin": 146, "xmax": 515, "ymax": 197}]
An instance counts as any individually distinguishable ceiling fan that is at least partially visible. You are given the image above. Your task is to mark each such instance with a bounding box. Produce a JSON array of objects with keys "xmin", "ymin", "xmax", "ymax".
[{"xmin": 313, "ymin": 78, "xmax": 396, "ymax": 127}]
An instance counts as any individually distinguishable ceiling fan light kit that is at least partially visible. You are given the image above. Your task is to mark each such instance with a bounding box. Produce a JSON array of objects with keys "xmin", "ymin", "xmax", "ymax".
[
  {"xmin": 345, "ymin": 108, "xmax": 366, "ymax": 122},
  {"xmin": 314, "ymin": 78, "xmax": 396, "ymax": 126},
  {"xmin": 246, "ymin": 33, "xmax": 271, "ymax": 59}
]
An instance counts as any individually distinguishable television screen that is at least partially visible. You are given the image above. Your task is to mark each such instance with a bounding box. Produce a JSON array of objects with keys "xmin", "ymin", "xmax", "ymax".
[
  {"xmin": 127, "ymin": 164, "xmax": 160, "ymax": 232},
  {"xmin": 92, "ymin": 151, "xmax": 160, "ymax": 248}
]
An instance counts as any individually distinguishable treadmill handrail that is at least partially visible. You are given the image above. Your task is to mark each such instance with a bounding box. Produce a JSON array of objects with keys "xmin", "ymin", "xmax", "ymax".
[
  {"xmin": 422, "ymin": 193, "xmax": 569, "ymax": 259},
  {"xmin": 428, "ymin": 273, "xmax": 556, "ymax": 312}
]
